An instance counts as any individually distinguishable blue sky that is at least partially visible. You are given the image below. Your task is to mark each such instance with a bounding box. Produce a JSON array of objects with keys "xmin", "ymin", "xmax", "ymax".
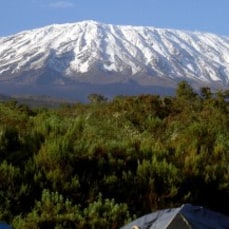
[{"xmin": 0, "ymin": 0, "xmax": 229, "ymax": 36}]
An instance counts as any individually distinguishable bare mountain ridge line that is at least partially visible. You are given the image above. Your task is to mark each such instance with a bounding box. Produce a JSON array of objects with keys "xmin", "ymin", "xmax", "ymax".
[{"xmin": 0, "ymin": 20, "xmax": 229, "ymax": 100}]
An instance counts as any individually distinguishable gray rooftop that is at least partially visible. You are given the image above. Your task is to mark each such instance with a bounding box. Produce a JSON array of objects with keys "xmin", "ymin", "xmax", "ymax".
[{"xmin": 120, "ymin": 204, "xmax": 229, "ymax": 229}]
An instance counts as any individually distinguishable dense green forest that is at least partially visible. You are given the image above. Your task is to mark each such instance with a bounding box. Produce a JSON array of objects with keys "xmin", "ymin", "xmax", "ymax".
[{"xmin": 0, "ymin": 81, "xmax": 229, "ymax": 228}]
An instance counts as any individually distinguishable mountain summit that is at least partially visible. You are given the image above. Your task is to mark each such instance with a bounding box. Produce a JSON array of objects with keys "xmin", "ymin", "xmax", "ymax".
[{"xmin": 0, "ymin": 20, "xmax": 229, "ymax": 100}]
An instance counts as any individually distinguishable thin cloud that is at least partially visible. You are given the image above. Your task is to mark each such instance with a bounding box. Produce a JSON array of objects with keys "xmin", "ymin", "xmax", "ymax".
[{"xmin": 48, "ymin": 1, "xmax": 75, "ymax": 8}]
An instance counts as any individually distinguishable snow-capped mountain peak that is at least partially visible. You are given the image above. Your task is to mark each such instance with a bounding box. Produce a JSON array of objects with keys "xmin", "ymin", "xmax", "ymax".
[{"xmin": 0, "ymin": 21, "xmax": 229, "ymax": 99}]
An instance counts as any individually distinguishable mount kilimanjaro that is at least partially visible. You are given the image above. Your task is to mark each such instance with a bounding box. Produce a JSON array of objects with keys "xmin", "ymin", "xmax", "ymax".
[{"xmin": 0, "ymin": 20, "xmax": 229, "ymax": 101}]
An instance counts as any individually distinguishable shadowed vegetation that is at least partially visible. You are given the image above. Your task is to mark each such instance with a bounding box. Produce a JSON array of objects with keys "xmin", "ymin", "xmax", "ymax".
[{"xmin": 0, "ymin": 81, "xmax": 229, "ymax": 228}]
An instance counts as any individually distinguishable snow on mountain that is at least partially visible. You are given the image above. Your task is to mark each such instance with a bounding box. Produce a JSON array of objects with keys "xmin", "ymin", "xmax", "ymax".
[{"xmin": 0, "ymin": 20, "xmax": 229, "ymax": 99}]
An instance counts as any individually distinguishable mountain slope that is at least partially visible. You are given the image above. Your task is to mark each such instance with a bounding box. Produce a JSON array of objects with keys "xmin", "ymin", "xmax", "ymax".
[{"xmin": 0, "ymin": 20, "xmax": 229, "ymax": 100}]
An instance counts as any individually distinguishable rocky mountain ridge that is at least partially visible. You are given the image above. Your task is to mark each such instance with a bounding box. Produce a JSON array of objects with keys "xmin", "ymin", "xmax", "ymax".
[{"xmin": 0, "ymin": 20, "xmax": 229, "ymax": 100}]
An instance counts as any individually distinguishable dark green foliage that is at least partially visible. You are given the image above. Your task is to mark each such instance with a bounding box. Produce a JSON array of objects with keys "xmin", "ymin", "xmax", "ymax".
[
  {"xmin": 88, "ymin": 93, "xmax": 108, "ymax": 104},
  {"xmin": 0, "ymin": 82, "xmax": 229, "ymax": 228}
]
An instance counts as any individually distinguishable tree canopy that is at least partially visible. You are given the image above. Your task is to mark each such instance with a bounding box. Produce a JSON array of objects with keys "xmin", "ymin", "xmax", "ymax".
[{"xmin": 0, "ymin": 82, "xmax": 229, "ymax": 228}]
